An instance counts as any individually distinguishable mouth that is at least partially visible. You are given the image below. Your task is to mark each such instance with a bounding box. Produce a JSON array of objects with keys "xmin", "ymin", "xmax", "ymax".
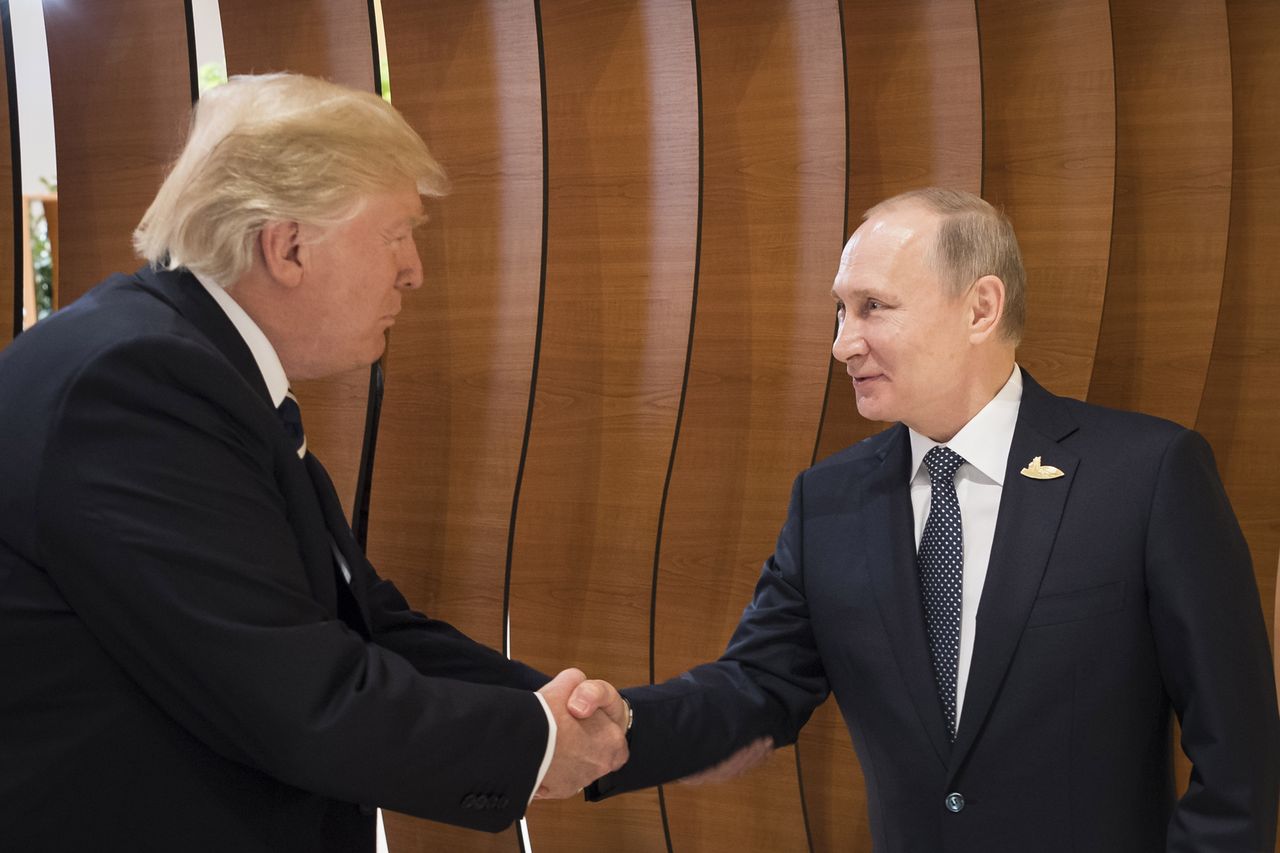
[{"xmin": 850, "ymin": 373, "xmax": 884, "ymax": 386}]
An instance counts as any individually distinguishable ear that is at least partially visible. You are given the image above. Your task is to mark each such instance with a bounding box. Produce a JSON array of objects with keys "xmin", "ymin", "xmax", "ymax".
[
  {"xmin": 258, "ymin": 220, "xmax": 305, "ymax": 288},
  {"xmin": 967, "ymin": 274, "xmax": 1006, "ymax": 344}
]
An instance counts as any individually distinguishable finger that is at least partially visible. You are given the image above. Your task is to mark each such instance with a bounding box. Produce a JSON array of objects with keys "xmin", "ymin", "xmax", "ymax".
[{"xmin": 567, "ymin": 679, "xmax": 620, "ymax": 719}]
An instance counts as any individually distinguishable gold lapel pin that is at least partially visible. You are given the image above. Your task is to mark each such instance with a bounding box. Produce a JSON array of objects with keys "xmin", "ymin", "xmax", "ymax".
[{"xmin": 1020, "ymin": 456, "xmax": 1065, "ymax": 480}]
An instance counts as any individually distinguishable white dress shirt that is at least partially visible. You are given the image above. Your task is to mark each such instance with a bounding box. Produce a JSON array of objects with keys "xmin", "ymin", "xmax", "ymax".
[
  {"xmin": 908, "ymin": 365, "xmax": 1022, "ymax": 729},
  {"xmin": 195, "ymin": 275, "xmax": 556, "ymax": 804}
]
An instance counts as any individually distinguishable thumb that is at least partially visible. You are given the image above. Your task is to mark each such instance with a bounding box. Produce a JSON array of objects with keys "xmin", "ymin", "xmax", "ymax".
[
  {"xmin": 538, "ymin": 667, "xmax": 586, "ymax": 703},
  {"xmin": 566, "ymin": 679, "xmax": 617, "ymax": 719}
]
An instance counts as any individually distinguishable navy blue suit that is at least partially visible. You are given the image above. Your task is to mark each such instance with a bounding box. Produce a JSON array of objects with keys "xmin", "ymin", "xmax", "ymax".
[
  {"xmin": 0, "ymin": 268, "xmax": 549, "ymax": 852},
  {"xmin": 592, "ymin": 369, "xmax": 1279, "ymax": 852}
]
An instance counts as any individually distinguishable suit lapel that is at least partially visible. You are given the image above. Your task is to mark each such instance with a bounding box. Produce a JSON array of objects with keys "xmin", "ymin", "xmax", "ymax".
[
  {"xmin": 137, "ymin": 267, "xmax": 352, "ymax": 623},
  {"xmin": 946, "ymin": 372, "xmax": 1079, "ymax": 780},
  {"xmin": 864, "ymin": 425, "xmax": 952, "ymax": 768},
  {"xmin": 273, "ymin": 461, "xmax": 343, "ymax": 618},
  {"xmin": 132, "ymin": 267, "xmax": 271, "ymax": 405},
  {"xmin": 305, "ymin": 454, "xmax": 374, "ymax": 637}
]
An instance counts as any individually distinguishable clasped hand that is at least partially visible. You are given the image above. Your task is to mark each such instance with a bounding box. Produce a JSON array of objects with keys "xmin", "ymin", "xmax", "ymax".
[
  {"xmin": 534, "ymin": 668, "xmax": 777, "ymax": 799},
  {"xmin": 534, "ymin": 668, "xmax": 630, "ymax": 799}
]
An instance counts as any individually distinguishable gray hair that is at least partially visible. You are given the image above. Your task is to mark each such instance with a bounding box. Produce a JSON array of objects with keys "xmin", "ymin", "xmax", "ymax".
[{"xmin": 865, "ymin": 187, "xmax": 1026, "ymax": 343}]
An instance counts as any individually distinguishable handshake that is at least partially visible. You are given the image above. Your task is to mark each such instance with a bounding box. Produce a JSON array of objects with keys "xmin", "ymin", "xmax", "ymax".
[{"xmin": 533, "ymin": 668, "xmax": 774, "ymax": 799}]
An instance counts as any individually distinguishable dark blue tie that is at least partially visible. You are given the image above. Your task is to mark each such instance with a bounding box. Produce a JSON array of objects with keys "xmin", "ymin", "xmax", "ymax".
[
  {"xmin": 276, "ymin": 390, "xmax": 307, "ymax": 459},
  {"xmin": 918, "ymin": 445, "xmax": 965, "ymax": 741}
]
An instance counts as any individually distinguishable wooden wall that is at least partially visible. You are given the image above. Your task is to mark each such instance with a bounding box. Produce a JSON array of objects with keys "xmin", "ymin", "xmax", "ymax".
[{"xmin": 8, "ymin": 0, "xmax": 1278, "ymax": 850}]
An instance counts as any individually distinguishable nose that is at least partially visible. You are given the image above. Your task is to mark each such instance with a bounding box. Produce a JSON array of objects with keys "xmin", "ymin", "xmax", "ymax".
[
  {"xmin": 831, "ymin": 316, "xmax": 866, "ymax": 365},
  {"xmin": 398, "ymin": 240, "xmax": 424, "ymax": 291}
]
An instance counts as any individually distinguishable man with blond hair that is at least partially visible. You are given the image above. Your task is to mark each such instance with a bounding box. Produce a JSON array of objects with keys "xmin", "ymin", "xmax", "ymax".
[
  {"xmin": 0, "ymin": 74, "xmax": 625, "ymax": 852},
  {"xmin": 583, "ymin": 188, "xmax": 1280, "ymax": 852}
]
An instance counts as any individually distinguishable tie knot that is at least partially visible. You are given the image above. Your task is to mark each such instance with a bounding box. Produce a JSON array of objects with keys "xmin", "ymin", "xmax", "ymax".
[
  {"xmin": 276, "ymin": 391, "xmax": 307, "ymax": 458},
  {"xmin": 923, "ymin": 445, "xmax": 965, "ymax": 482}
]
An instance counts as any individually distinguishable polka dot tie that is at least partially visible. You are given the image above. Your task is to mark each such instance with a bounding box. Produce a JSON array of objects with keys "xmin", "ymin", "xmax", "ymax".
[
  {"xmin": 918, "ymin": 445, "xmax": 965, "ymax": 741},
  {"xmin": 276, "ymin": 390, "xmax": 307, "ymax": 459}
]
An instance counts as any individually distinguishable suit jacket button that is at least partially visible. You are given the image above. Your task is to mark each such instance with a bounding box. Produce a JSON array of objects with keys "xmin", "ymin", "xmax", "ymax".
[{"xmin": 944, "ymin": 792, "xmax": 965, "ymax": 813}]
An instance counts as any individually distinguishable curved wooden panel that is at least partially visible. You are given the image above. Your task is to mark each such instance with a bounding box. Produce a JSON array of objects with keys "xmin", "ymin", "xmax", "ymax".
[
  {"xmin": 802, "ymin": 7, "xmax": 981, "ymax": 849},
  {"xmin": 817, "ymin": 0, "xmax": 982, "ymax": 463},
  {"xmin": 506, "ymin": 1, "xmax": 698, "ymax": 851},
  {"xmin": 841, "ymin": 0, "xmax": 983, "ymax": 217},
  {"xmin": 219, "ymin": 0, "xmax": 374, "ymax": 87},
  {"xmin": 653, "ymin": 2, "xmax": 846, "ymax": 851},
  {"xmin": 1086, "ymin": 0, "xmax": 1232, "ymax": 427},
  {"xmin": 42, "ymin": 0, "xmax": 193, "ymax": 306},
  {"xmin": 1, "ymin": 12, "xmax": 15, "ymax": 347},
  {"xmin": 976, "ymin": 0, "xmax": 1115, "ymax": 399},
  {"xmin": 366, "ymin": 2, "xmax": 542, "ymax": 851},
  {"xmin": 1196, "ymin": 0, "xmax": 1280, "ymax": 666},
  {"xmin": 218, "ymin": 0, "xmax": 375, "ymax": 516}
]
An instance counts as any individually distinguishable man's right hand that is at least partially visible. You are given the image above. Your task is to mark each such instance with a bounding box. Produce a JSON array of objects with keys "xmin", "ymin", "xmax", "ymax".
[{"xmin": 535, "ymin": 668, "xmax": 629, "ymax": 799}]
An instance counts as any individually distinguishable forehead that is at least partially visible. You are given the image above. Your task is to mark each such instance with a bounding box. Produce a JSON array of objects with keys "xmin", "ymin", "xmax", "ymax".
[
  {"xmin": 833, "ymin": 207, "xmax": 940, "ymax": 294},
  {"xmin": 365, "ymin": 185, "xmax": 426, "ymax": 224}
]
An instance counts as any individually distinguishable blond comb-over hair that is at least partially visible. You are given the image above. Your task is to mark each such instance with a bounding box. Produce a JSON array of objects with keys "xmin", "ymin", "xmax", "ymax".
[{"xmin": 134, "ymin": 73, "xmax": 447, "ymax": 285}]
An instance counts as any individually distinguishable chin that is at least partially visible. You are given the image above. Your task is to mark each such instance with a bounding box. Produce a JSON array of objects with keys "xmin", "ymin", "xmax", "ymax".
[
  {"xmin": 854, "ymin": 393, "xmax": 893, "ymax": 425},
  {"xmin": 856, "ymin": 405, "xmax": 889, "ymax": 424},
  {"xmin": 366, "ymin": 338, "xmax": 389, "ymax": 363}
]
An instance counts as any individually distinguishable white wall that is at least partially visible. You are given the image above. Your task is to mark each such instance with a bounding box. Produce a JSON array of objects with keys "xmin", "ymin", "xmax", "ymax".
[{"xmin": 11, "ymin": 0, "xmax": 55, "ymax": 196}]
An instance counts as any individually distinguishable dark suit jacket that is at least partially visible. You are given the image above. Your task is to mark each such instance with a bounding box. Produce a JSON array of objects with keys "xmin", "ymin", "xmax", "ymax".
[
  {"xmin": 0, "ymin": 268, "xmax": 550, "ymax": 852},
  {"xmin": 591, "ymin": 369, "xmax": 1280, "ymax": 852}
]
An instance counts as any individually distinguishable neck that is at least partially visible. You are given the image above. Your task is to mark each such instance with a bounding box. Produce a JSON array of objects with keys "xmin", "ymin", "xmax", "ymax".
[
  {"xmin": 222, "ymin": 271, "xmax": 306, "ymax": 379},
  {"xmin": 916, "ymin": 356, "xmax": 1016, "ymax": 442}
]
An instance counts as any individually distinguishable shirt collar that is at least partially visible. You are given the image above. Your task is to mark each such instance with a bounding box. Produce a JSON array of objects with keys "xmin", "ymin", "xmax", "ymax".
[
  {"xmin": 194, "ymin": 274, "xmax": 291, "ymax": 408},
  {"xmin": 908, "ymin": 365, "xmax": 1022, "ymax": 486}
]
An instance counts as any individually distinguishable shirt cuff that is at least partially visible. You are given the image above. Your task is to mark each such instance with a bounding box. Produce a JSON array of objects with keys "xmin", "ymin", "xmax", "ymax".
[{"xmin": 529, "ymin": 692, "xmax": 557, "ymax": 805}]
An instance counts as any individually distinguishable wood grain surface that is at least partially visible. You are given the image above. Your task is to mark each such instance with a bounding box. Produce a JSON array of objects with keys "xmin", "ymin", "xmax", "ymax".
[
  {"xmin": 653, "ymin": 2, "xmax": 846, "ymax": 851},
  {"xmin": 976, "ymin": 0, "xmax": 1115, "ymax": 400},
  {"xmin": 1087, "ymin": 0, "xmax": 1232, "ymax": 427},
  {"xmin": 42, "ymin": 0, "xmax": 193, "ymax": 306},
  {"xmin": 508, "ymin": 1, "xmax": 698, "ymax": 850},
  {"xmin": 370, "ymin": 2, "xmax": 542, "ymax": 851}
]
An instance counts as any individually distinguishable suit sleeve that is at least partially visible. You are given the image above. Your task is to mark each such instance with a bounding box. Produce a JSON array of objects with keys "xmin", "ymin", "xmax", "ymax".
[
  {"xmin": 1146, "ymin": 429, "xmax": 1280, "ymax": 851},
  {"xmin": 362, "ymin": 574, "xmax": 549, "ymax": 690},
  {"xmin": 35, "ymin": 337, "xmax": 546, "ymax": 832},
  {"xmin": 303, "ymin": 457, "xmax": 549, "ymax": 692},
  {"xmin": 589, "ymin": 473, "xmax": 830, "ymax": 799}
]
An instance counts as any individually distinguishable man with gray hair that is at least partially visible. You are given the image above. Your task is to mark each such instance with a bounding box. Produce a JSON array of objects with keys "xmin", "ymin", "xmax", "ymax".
[
  {"xmin": 0, "ymin": 74, "xmax": 625, "ymax": 852},
  {"xmin": 582, "ymin": 188, "xmax": 1280, "ymax": 852}
]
